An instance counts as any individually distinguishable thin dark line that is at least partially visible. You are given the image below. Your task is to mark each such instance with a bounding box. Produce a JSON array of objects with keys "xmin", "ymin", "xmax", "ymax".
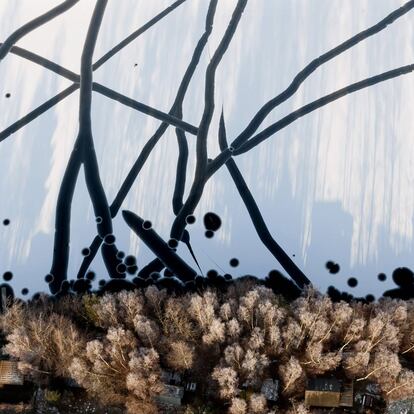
[
  {"xmin": 49, "ymin": 0, "xmax": 110, "ymax": 293},
  {"xmin": 0, "ymin": 84, "xmax": 79, "ymax": 143},
  {"xmin": 0, "ymin": 0, "xmax": 79, "ymax": 60},
  {"xmin": 93, "ymin": 0, "xmax": 187, "ymax": 70},
  {"xmin": 232, "ymin": 0, "xmax": 414, "ymax": 148},
  {"xmin": 77, "ymin": 0, "xmax": 219, "ymax": 279},
  {"xmin": 0, "ymin": 0, "xmax": 197, "ymax": 141},
  {"xmin": 170, "ymin": 0, "xmax": 248, "ymax": 241},
  {"xmin": 208, "ymin": 64, "xmax": 414, "ymax": 175},
  {"xmin": 235, "ymin": 64, "xmax": 414, "ymax": 155},
  {"xmin": 4, "ymin": 44, "xmax": 80, "ymax": 82},
  {"xmin": 218, "ymin": 111, "xmax": 310, "ymax": 288},
  {"xmin": 123, "ymin": 210, "xmax": 197, "ymax": 282},
  {"xmin": 93, "ymin": 83, "xmax": 198, "ymax": 135},
  {"xmin": 0, "ymin": 46, "xmax": 199, "ymax": 138}
]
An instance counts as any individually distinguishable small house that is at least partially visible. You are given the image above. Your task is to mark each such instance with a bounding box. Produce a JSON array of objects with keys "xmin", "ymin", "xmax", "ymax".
[
  {"xmin": 305, "ymin": 378, "xmax": 353, "ymax": 408},
  {"xmin": 0, "ymin": 360, "xmax": 24, "ymax": 386},
  {"xmin": 161, "ymin": 370, "xmax": 182, "ymax": 386},
  {"xmin": 0, "ymin": 360, "xmax": 33, "ymax": 404},
  {"xmin": 354, "ymin": 382, "xmax": 384, "ymax": 413},
  {"xmin": 184, "ymin": 381, "xmax": 197, "ymax": 392},
  {"xmin": 156, "ymin": 384, "xmax": 185, "ymax": 407},
  {"xmin": 260, "ymin": 378, "xmax": 279, "ymax": 402}
]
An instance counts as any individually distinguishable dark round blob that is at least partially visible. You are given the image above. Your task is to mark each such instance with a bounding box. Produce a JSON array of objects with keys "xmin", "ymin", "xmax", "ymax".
[
  {"xmin": 73, "ymin": 279, "xmax": 91, "ymax": 294},
  {"xmin": 126, "ymin": 265, "xmax": 138, "ymax": 275},
  {"xmin": 86, "ymin": 271, "xmax": 96, "ymax": 281},
  {"xmin": 292, "ymin": 254, "xmax": 296, "ymax": 257},
  {"xmin": 0, "ymin": 284, "xmax": 14, "ymax": 310},
  {"xmin": 142, "ymin": 220, "xmax": 152, "ymax": 230},
  {"xmin": 207, "ymin": 270, "xmax": 218, "ymax": 280},
  {"xmin": 2, "ymin": 271, "xmax": 13, "ymax": 282},
  {"xmin": 229, "ymin": 258, "xmax": 239, "ymax": 267},
  {"xmin": 104, "ymin": 234, "xmax": 116, "ymax": 245},
  {"xmin": 327, "ymin": 285, "xmax": 342, "ymax": 302},
  {"xmin": 326, "ymin": 260, "xmax": 340, "ymax": 274},
  {"xmin": 164, "ymin": 268, "xmax": 174, "ymax": 277},
  {"xmin": 134, "ymin": 63, "xmax": 138, "ymax": 67},
  {"xmin": 228, "ymin": 146, "xmax": 234, "ymax": 152},
  {"xmin": 150, "ymin": 272, "xmax": 161, "ymax": 281},
  {"xmin": 81, "ymin": 247, "xmax": 90, "ymax": 256},
  {"xmin": 378, "ymin": 273, "xmax": 387, "ymax": 282},
  {"xmin": 124, "ymin": 255, "xmax": 136, "ymax": 266},
  {"xmin": 224, "ymin": 273, "xmax": 233, "ymax": 281},
  {"xmin": 60, "ymin": 280, "xmax": 70, "ymax": 290},
  {"xmin": 186, "ymin": 215, "xmax": 196, "ymax": 225},
  {"xmin": 98, "ymin": 279, "xmax": 106, "ymax": 287},
  {"xmin": 116, "ymin": 251, "xmax": 125, "ymax": 259},
  {"xmin": 95, "ymin": 216, "xmax": 103, "ymax": 224},
  {"xmin": 45, "ymin": 274, "xmax": 54, "ymax": 284},
  {"xmin": 5, "ymin": 93, "xmax": 10, "ymax": 98},
  {"xmin": 21, "ymin": 288, "xmax": 29, "ymax": 295},
  {"xmin": 204, "ymin": 212, "xmax": 222, "ymax": 231},
  {"xmin": 347, "ymin": 277, "xmax": 358, "ymax": 288},
  {"xmin": 32, "ymin": 292, "xmax": 41, "ymax": 301},
  {"xmin": 3, "ymin": 219, "xmax": 10, "ymax": 226},
  {"xmin": 392, "ymin": 267, "xmax": 414, "ymax": 287},
  {"xmin": 205, "ymin": 230, "xmax": 214, "ymax": 239},
  {"xmin": 168, "ymin": 238, "xmax": 179, "ymax": 249},
  {"xmin": 366, "ymin": 294, "xmax": 375, "ymax": 303},
  {"xmin": 116, "ymin": 263, "xmax": 127, "ymax": 274},
  {"xmin": 132, "ymin": 277, "xmax": 147, "ymax": 287}
]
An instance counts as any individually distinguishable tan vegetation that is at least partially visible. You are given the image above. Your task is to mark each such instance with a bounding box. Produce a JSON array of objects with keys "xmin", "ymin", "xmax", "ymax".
[{"xmin": 1, "ymin": 282, "xmax": 414, "ymax": 413}]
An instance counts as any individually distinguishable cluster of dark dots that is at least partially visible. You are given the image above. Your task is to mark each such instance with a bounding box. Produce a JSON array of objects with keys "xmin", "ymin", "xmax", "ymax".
[
  {"xmin": 326, "ymin": 261, "xmax": 340, "ymax": 274},
  {"xmin": 2, "ymin": 219, "xmax": 10, "ymax": 226},
  {"xmin": 204, "ymin": 212, "xmax": 222, "ymax": 239},
  {"xmin": 324, "ymin": 259, "xmax": 381, "ymax": 301},
  {"xmin": 112, "ymin": 252, "xmax": 138, "ymax": 276},
  {"xmin": 124, "ymin": 255, "xmax": 138, "ymax": 275}
]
